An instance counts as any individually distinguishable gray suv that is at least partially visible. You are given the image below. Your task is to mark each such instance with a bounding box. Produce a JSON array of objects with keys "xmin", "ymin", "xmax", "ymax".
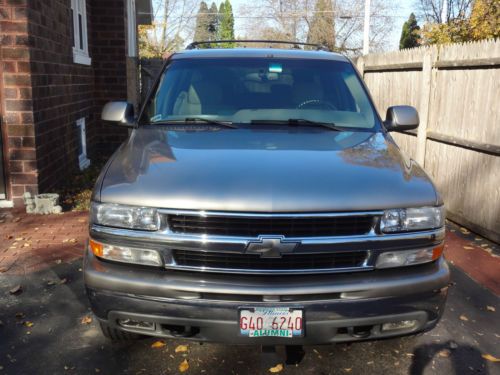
[{"xmin": 84, "ymin": 42, "xmax": 449, "ymax": 344}]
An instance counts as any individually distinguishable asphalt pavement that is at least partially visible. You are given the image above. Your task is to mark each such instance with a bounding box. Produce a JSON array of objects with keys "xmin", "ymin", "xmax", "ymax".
[{"xmin": 0, "ymin": 258, "xmax": 498, "ymax": 375}]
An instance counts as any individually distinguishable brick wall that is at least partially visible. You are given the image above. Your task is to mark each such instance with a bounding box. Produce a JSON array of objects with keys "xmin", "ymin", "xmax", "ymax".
[
  {"xmin": 0, "ymin": 0, "xmax": 129, "ymax": 206},
  {"xmin": 90, "ymin": 0, "xmax": 129, "ymax": 153},
  {"xmin": 0, "ymin": 0, "xmax": 37, "ymax": 206}
]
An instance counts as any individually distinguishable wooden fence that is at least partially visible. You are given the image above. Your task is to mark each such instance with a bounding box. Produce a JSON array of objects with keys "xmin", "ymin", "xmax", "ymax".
[{"xmin": 356, "ymin": 39, "xmax": 500, "ymax": 243}]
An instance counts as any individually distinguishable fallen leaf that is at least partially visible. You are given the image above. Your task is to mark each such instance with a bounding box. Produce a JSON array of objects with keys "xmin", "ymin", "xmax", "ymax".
[
  {"xmin": 13, "ymin": 217, "xmax": 21, "ymax": 222},
  {"xmin": 47, "ymin": 280, "xmax": 56, "ymax": 286},
  {"xmin": 343, "ymin": 369, "xmax": 352, "ymax": 373},
  {"xmin": 438, "ymin": 349, "xmax": 450, "ymax": 357},
  {"xmin": 175, "ymin": 345, "xmax": 188, "ymax": 353},
  {"xmin": 81, "ymin": 316, "xmax": 92, "ymax": 324},
  {"xmin": 459, "ymin": 315, "xmax": 469, "ymax": 321},
  {"xmin": 0, "ymin": 267, "xmax": 8, "ymax": 273},
  {"xmin": 9, "ymin": 285, "xmax": 22, "ymax": 295},
  {"xmin": 486, "ymin": 306, "xmax": 495, "ymax": 312},
  {"xmin": 69, "ymin": 239, "xmax": 77, "ymax": 244},
  {"xmin": 15, "ymin": 312, "xmax": 25, "ymax": 319},
  {"xmin": 460, "ymin": 227, "xmax": 470, "ymax": 234},
  {"xmin": 482, "ymin": 354, "xmax": 500, "ymax": 362},
  {"xmin": 151, "ymin": 340, "xmax": 166, "ymax": 349},
  {"xmin": 268, "ymin": 363, "xmax": 283, "ymax": 373},
  {"xmin": 463, "ymin": 246, "xmax": 474, "ymax": 250},
  {"xmin": 179, "ymin": 359, "xmax": 189, "ymax": 373},
  {"xmin": 24, "ymin": 321, "xmax": 34, "ymax": 328},
  {"xmin": 55, "ymin": 259, "xmax": 62, "ymax": 264},
  {"xmin": 15, "ymin": 237, "xmax": 23, "ymax": 241}
]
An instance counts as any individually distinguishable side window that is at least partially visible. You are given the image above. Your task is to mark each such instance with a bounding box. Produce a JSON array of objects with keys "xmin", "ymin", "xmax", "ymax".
[
  {"xmin": 76, "ymin": 118, "xmax": 90, "ymax": 170},
  {"xmin": 71, "ymin": 0, "xmax": 91, "ymax": 65}
]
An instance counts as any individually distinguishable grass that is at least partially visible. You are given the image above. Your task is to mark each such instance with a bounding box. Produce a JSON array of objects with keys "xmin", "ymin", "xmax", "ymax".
[{"xmin": 58, "ymin": 159, "xmax": 106, "ymax": 212}]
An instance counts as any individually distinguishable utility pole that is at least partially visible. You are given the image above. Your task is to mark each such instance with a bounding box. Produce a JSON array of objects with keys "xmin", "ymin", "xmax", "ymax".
[
  {"xmin": 440, "ymin": 0, "xmax": 448, "ymax": 23},
  {"xmin": 363, "ymin": 0, "xmax": 370, "ymax": 55}
]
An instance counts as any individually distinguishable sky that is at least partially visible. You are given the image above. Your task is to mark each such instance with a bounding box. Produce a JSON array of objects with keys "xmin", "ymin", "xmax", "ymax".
[{"xmin": 225, "ymin": 0, "xmax": 415, "ymax": 52}]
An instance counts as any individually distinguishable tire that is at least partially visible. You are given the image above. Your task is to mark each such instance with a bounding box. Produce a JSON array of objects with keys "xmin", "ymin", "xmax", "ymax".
[{"xmin": 99, "ymin": 322, "xmax": 142, "ymax": 341}]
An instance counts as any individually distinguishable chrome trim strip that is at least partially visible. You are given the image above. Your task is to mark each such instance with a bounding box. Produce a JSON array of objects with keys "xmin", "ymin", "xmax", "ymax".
[
  {"xmin": 164, "ymin": 263, "xmax": 374, "ymax": 275},
  {"xmin": 90, "ymin": 224, "xmax": 445, "ymax": 247},
  {"xmin": 158, "ymin": 208, "xmax": 384, "ymax": 218}
]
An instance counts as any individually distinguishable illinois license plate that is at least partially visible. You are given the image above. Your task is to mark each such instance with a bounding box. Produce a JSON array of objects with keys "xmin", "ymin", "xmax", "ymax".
[{"xmin": 239, "ymin": 307, "xmax": 303, "ymax": 337}]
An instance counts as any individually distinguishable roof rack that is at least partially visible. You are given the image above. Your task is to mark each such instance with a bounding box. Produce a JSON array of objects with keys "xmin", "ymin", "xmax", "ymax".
[{"xmin": 185, "ymin": 40, "xmax": 330, "ymax": 52}]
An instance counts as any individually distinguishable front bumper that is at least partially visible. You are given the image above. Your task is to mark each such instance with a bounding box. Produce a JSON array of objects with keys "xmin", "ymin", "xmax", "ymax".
[{"xmin": 84, "ymin": 249, "xmax": 450, "ymax": 344}]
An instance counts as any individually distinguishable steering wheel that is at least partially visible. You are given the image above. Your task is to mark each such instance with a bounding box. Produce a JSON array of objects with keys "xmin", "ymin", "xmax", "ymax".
[{"xmin": 297, "ymin": 99, "xmax": 337, "ymax": 110}]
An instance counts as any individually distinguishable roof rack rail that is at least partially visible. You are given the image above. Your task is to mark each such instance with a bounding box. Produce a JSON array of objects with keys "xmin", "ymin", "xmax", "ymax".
[{"xmin": 185, "ymin": 40, "xmax": 330, "ymax": 52}]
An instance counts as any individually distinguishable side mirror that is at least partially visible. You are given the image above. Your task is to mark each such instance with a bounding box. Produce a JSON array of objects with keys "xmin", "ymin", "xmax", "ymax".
[
  {"xmin": 101, "ymin": 101, "xmax": 135, "ymax": 127},
  {"xmin": 384, "ymin": 105, "xmax": 419, "ymax": 131}
]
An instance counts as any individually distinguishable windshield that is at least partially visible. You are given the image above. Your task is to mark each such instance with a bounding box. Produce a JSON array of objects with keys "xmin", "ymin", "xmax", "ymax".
[{"xmin": 142, "ymin": 57, "xmax": 380, "ymax": 130}]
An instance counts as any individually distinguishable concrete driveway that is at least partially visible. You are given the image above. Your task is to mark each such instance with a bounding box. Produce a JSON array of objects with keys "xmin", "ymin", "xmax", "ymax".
[{"xmin": 0, "ymin": 210, "xmax": 499, "ymax": 375}]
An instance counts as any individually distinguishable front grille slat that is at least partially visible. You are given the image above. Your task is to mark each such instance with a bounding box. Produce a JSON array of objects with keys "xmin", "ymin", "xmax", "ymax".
[
  {"xmin": 168, "ymin": 215, "xmax": 373, "ymax": 237},
  {"xmin": 173, "ymin": 250, "xmax": 368, "ymax": 271}
]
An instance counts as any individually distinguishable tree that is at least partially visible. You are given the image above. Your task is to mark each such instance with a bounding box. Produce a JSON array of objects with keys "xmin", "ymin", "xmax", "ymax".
[
  {"xmin": 421, "ymin": 0, "xmax": 499, "ymax": 44},
  {"xmin": 306, "ymin": 0, "xmax": 335, "ymax": 51},
  {"xmin": 208, "ymin": 2, "xmax": 219, "ymax": 42},
  {"xmin": 194, "ymin": 2, "xmax": 211, "ymax": 42},
  {"xmin": 399, "ymin": 13, "xmax": 420, "ymax": 49},
  {"xmin": 219, "ymin": 0, "xmax": 235, "ymax": 47},
  {"xmin": 139, "ymin": 0, "xmax": 198, "ymax": 57},
  {"xmin": 417, "ymin": 0, "xmax": 474, "ymax": 24},
  {"xmin": 239, "ymin": 0, "xmax": 398, "ymax": 56}
]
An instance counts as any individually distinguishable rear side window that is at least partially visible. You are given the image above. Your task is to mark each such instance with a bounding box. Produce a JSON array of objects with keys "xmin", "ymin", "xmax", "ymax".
[{"xmin": 144, "ymin": 57, "xmax": 379, "ymax": 129}]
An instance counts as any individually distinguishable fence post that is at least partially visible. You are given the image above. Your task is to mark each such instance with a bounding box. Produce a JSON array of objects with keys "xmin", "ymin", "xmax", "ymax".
[
  {"xmin": 356, "ymin": 56, "xmax": 365, "ymax": 78},
  {"xmin": 416, "ymin": 48, "xmax": 435, "ymax": 166}
]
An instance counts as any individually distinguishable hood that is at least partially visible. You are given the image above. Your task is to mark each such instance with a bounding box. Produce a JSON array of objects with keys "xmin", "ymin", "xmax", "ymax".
[{"xmin": 97, "ymin": 127, "xmax": 439, "ymax": 212}]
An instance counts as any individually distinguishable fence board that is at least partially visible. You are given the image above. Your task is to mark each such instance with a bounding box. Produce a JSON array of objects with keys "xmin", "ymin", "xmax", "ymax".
[{"xmin": 362, "ymin": 39, "xmax": 500, "ymax": 243}]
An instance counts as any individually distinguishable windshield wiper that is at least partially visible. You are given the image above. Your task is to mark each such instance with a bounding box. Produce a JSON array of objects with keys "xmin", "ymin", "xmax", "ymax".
[
  {"xmin": 151, "ymin": 117, "xmax": 237, "ymax": 129},
  {"xmin": 250, "ymin": 118, "xmax": 344, "ymax": 131}
]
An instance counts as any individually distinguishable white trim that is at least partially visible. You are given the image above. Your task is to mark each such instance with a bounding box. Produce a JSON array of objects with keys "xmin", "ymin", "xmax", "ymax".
[
  {"xmin": 0, "ymin": 200, "xmax": 14, "ymax": 208},
  {"xmin": 127, "ymin": 0, "xmax": 137, "ymax": 57},
  {"xmin": 73, "ymin": 49, "xmax": 92, "ymax": 65},
  {"xmin": 71, "ymin": 0, "xmax": 91, "ymax": 65},
  {"xmin": 76, "ymin": 118, "xmax": 90, "ymax": 170}
]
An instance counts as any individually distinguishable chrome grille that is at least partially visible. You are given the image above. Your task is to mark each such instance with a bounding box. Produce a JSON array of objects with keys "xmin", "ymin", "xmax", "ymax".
[
  {"xmin": 172, "ymin": 249, "xmax": 369, "ymax": 272},
  {"xmin": 167, "ymin": 214, "xmax": 374, "ymax": 237}
]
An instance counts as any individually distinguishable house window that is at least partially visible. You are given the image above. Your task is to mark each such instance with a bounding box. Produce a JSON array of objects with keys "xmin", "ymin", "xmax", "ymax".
[
  {"xmin": 71, "ymin": 0, "xmax": 91, "ymax": 65},
  {"xmin": 76, "ymin": 118, "xmax": 90, "ymax": 170}
]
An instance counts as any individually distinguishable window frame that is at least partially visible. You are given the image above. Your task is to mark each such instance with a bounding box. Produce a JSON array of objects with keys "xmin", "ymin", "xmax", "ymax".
[
  {"xmin": 71, "ymin": 0, "xmax": 91, "ymax": 65},
  {"xmin": 76, "ymin": 118, "xmax": 90, "ymax": 170}
]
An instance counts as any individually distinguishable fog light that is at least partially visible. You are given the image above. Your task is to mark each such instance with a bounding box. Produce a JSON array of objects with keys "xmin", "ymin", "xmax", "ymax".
[
  {"xmin": 381, "ymin": 320, "xmax": 417, "ymax": 331},
  {"xmin": 118, "ymin": 319, "xmax": 155, "ymax": 331}
]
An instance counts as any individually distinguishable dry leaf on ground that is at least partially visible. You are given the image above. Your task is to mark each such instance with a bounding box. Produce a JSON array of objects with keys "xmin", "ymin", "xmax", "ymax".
[
  {"xmin": 459, "ymin": 315, "xmax": 469, "ymax": 321},
  {"xmin": 438, "ymin": 349, "xmax": 450, "ymax": 358},
  {"xmin": 486, "ymin": 306, "xmax": 495, "ymax": 312},
  {"xmin": 268, "ymin": 363, "xmax": 283, "ymax": 373},
  {"xmin": 463, "ymin": 246, "xmax": 474, "ymax": 250},
  {"xmin": 179, "ymin": 359, "xmax": 189, "ymax": 372},
  {"xmin": 81, "ymin": 316, "xmax": 92, "ymax": 324},
  {"xmin": 151, "ymin": 340, "xmax": 166, "ymax": 349},
  {"xmin": 482, "ymin": 354, "xmax": 500, "ymax": 362},
  {"xmin": 24, "ymin": 321, "xmax": 34, "ymax": 328},
  {"xmin": 175, "ymin": 345, "xmax": 188, "ymax": 353},
  {"xmin": 9, "ymin": 285, "xmax": 22, "ymax": 295}
]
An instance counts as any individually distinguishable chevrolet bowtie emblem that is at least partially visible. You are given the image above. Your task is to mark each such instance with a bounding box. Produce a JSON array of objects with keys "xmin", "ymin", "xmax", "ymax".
[{"xmin": 245, "ymin": 236, "xmax": 300, "ymax": 258}]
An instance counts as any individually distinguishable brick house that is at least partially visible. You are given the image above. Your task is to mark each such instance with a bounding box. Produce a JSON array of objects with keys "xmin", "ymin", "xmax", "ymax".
[{"xmin": 0, "ymin": 0, "xmax": 152, "ymax": 207}]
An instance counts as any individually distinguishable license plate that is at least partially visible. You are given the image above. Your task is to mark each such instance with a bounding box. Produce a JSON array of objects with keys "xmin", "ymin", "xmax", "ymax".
[{"xmin": 239, "ymin": 307, "xmax": 303, "ymax": 337}]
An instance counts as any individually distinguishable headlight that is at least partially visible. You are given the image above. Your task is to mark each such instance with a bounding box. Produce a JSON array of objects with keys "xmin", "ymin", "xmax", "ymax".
[
  {"xmin": 90, "ymin": 239, "xmax": 163, "ymax": 267},
  {"xmin": 376, "ymin": 244, "xmax": 444, "ymax": 269},
  {"xmin": 91, "ymin": 202, "xmax": 159, "ymax": 231},
  {"xmin": 380, "ymin": 206, "xmax": 444, "ymax": 233}
]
